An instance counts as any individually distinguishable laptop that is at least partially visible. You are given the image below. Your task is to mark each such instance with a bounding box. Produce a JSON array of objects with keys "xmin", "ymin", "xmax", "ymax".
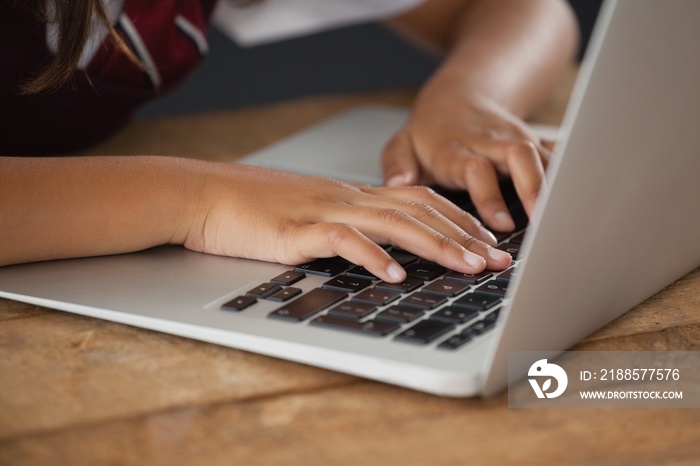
[{"xmin": 1, "ymin": 0, "xmax": 698, "ymax": 397}]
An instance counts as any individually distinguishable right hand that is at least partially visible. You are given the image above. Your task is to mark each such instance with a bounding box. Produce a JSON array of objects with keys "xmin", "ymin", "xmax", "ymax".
[
  {"xmin": 381, "ymin": 88, "xmax": 552, "ymax": 233},
  {"xmin": 180, "ymin": 163, "xmax": 513, "ymax": 283}
]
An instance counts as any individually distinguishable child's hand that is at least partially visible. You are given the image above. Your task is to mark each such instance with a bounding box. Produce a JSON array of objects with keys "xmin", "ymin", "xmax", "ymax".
[
  {"xmin": 381, "ymin": 76, "xmax": 552, "ymax": 233},
  {"xmin": 381, "ymin": 0, "xmax": 576, "ymax": 233},
  {"xmin": 181, "ymin": 163, "xmax": 512, "ymax": 283}
]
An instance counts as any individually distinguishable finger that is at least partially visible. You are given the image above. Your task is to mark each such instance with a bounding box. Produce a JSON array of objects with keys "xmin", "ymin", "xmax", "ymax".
[
  {"xmin": 399, "ymin": 136, "xmax": 513, "ymax": 231},
  {"xmin": 360, "ymin": 189, "xmax": 512, "ymax": 269},
  {"xmin": 468, "ymin": 135, "xmax": 550, "ymax": 174},
  {"xmin": 462, "ymin": 157, "xmax": 516, "ymax": 233},
  {"xmin": 290, "ymin": 223, "xmax": 407, "ymax": 283},
  {"xmin": 381, "ymin": 131, "xmax": 422, "ymax": 187},
  {"xmin": 505, "ymin": 141, "xmax": 546, "ymax": 217},
  {"xmin": 461, "ymin": 137, "xmax": 547, "ymax": 221},
  {"xmin": 363, "ymin": 185, "xmax": 498, "ymax": 246},
  {"xmin": 408, "ymin": 137, "xmax": 479, "ymax": 191},
  {"xmin": 325, "ymin": 205, "xmax": 506, "ymax": 273}
]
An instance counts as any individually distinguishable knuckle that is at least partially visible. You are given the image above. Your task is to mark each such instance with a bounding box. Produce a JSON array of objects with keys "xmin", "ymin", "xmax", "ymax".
[
  {"xmin": 441, "ymin": 138, "xmax": 465, "ymax": 153},
  {"xmin": 459, "ymin": 210, "xmax": 483, "ymax": 229},
  {"xmin": 419, "ymin": 203, "xmax": 442, "ymax": 221},
  {"xmin": 437, "ymin": 139, "xmax": 470, "ymax": 164},
  {"xmin": 325, "ymin": 223, "xmax": 357, "ymax": 247},
  {"xmin": 433, "ymin": 232, "xmax": 456, "ymax": 252},
  {"xmin": 524, "ymin": 183, "xmax": 542, "ymax": 198},
  {"xmin": 379, "ymin": 208, "xmax": 412, "ymax": 228},
  {"xmin": 466, "ymin": 211, "xmax": 482, "ymax": 227},
  {"xmin": 412, "ymin": 185, "xmax": 438, "ymax": 200},
  {"xmin": 458, "ymin": 233, "xmax": 482, "ymax": 251},
  {"xmin": 404, "ymin": 199, "xmax": 442, "ymax": 222},
  {"xmin": 464, "ymin": 156, "xmax": 493, "ymax": 173},
  {"xmin": 507, "ymin": 140, "xmax": 538, "ymax": 160}
]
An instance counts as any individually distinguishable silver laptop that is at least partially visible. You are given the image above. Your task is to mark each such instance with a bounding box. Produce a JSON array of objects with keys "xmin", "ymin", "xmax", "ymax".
[{"xmin": 1, "ymin": 0, "xmax": 699, "ymax": 397}]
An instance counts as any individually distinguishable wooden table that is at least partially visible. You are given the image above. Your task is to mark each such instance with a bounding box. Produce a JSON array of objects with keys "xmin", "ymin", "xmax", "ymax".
[{"xmin": 2, "ymin": 83, "xmax": 699, "ymax": 465}]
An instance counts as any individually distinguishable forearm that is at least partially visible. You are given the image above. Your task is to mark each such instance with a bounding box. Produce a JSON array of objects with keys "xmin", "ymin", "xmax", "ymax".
[
  {"xmin": 0, "ymin": 154, "xmax": 515, "ymax": 278},
  {"xmin": 0, "ymin": 156, "xmax": 202, "ymax": 266},
  {"xmin": 392, "ymin": 0, "xmax": 579, "ymax": 118}
]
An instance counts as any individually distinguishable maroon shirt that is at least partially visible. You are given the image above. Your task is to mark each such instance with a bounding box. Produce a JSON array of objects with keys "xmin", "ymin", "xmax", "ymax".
[{"xmin": 1, "ymin": 0, "xmax": 218, "ymax": 156}]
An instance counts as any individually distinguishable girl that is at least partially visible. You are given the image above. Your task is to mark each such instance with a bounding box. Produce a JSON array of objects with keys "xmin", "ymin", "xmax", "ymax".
[{"xmin": 0, "ymin": 0, "xmax": 578, "ymax": 282}]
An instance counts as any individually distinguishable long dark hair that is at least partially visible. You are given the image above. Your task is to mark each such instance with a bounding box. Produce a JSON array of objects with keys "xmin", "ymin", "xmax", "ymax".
[{"xmin": 20, "ymin": 0, "xmax": 138, "ymax": 94}]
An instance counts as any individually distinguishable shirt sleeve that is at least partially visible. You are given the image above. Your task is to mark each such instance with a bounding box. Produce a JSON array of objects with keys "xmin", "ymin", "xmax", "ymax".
[{"xmin": 212, "ymin": 0, "xmax": 424, "ymax": 47}]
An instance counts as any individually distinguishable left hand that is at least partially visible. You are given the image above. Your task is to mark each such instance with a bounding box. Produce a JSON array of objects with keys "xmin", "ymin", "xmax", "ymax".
[{"xmin": 381, "ymin": 82, "xmax": 553, "ymax": 233}]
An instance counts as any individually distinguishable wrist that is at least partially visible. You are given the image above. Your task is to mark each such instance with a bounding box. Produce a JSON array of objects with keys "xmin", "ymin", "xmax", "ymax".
[
  {"xmin": 413, "ymin": 72, "xmax": 503, "ymax": 127},
  {"xmin": 161, "ymin": 157, "xmax": 212, "ymax": 250}
]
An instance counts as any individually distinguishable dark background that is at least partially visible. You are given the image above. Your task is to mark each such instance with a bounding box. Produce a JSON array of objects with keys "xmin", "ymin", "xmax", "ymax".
[{"xmin": 137, "ymin": 0, "xmax": 604, "ymax": 119}]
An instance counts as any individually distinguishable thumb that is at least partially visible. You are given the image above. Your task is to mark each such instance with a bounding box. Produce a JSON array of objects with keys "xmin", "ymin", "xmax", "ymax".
[{"xmin": 381, "ymin": 131, "xmax": 421, "ymax": 187}]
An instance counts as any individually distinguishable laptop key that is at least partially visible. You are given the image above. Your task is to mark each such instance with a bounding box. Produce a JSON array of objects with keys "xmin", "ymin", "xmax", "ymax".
[
  {"xmin": 246, "ymin": 283, "xmax": 282, "ymax": 298},
  {"xmin": 395, "ymin": 318, "xmax": 455, "ymax": 345},
  {"xmin": 295, "ymin": 258, "xmax": 349, "ymax": 277},
  {"xmin": 493, "ymin": 230, "xmax": 512, "ymax": 243},
  {"xmin": 375, "ymin": 305, "xmax": 425, "ymax": 324},
  {"xmin": 509, "ymin": 231, "xmax": 526, "ymax": 244},
  {"xmin": 399, "ymin": 292, "xmax": 447, "ymax": 310},
  {"xmin": 496, "ymin": 266, "xmax": 518, "ymax": 282},
  {"xmin": 267, "ymin": 287, "xmax": 302, "ymax": 302},
  {"xmin": 482, "ymin": 309, "xmax": 500, "ymax": 326},
  {"xmin": 323, "ymin": 275, "xmax": 372, "ymax": 293},
  {"xmin": 436, "ymin": 313, "xmax": 499, "ymax": 350},
  {"xmin": 268, "ymin": 288, "xmax": 347, "ymax": 322},
  {"xmin": 463, "ymin": 311, "xmax": 500, "ymax": 336},
  {"xmin": 346, "ymin": 265, "xmax": 377, "ymax": 280},
  {"xmin": 388, "ymin": 250, "xmax": 419, "ymax": 267},
  {"xmin": 221, "ymin": 295, "xmax": 257, "ymax": 312},
  {"xmin": 328, "ymin": 301, "xmax": 377, "ymax": 320},
  {"xmin": 496, "ymin": 243, "xmax": 521, "ymax": 260},
  {"xmin": 431, "ymin": 306, "xmax": 479, "ymax": 324},
  {"xmin": 270, "ymin": 270, "xmax": 306, "ymax": 286},
  {"xmin": 437, "ymin": 329, "xmax": 476, "ymax": 350},
  {"xmin": 310, "ymin": 316, "xmax": 400, "ymax": 337},
  {"xmin": 465, "ymin": 320, "xmax": 491, "ymax": 336},
  {"xmin": 444, "ymin": 270, "xmax": 493, "ymax": 285},
  {"xmin": 422, "ymin": 279, "xmax": 470, "ymax": 297},
  {"xmin": 374, "ymin": 277, "xmax": 424, "ymax": 294},
  {"xmin": 405, "ymin": 263, "xmax": 446, "ymax": 281},
  {"xmin": 452, "ymin": 292, "xmax": 501, "ymax": 312},
  {"xmin": 352, "ymin": 289, "xmax": 401, "ymax": 306},
  {"xmin": 477, "ymin": 280, "xmax": 509, "ymax": 297}
]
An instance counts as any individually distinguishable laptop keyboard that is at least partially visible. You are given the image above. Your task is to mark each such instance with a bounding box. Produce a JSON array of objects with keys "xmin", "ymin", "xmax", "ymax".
[
  {"xmin": 220, "ymin": 182, "xmax": 527, "ymax": 351},
  {"xmin": 221, "ymin": 236, "xmax": 522, "ymax": 349}
]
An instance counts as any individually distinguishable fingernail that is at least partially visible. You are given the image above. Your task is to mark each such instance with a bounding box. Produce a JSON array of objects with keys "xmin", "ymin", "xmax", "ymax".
[
  {"xmin": 479, "ymin": 226, "xmax": 498, "ymax": 245},
  {"xmin": 493, "ymin": 211, "xmax": 515, "ymax": 231},
  {"xmin": 386, "ymin": 263, "xmax": 406, "ymax": 282},
  {"xmin": 464, "ymin": 250, "xmax": 486, "ymax": 269},
  {"xmin": 386, "ymin": 173, "xmax": 411, "ymax": 187},
  {"xmin": 489, "ymin": 246, "xmax": 512, "ymax": 263}
]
